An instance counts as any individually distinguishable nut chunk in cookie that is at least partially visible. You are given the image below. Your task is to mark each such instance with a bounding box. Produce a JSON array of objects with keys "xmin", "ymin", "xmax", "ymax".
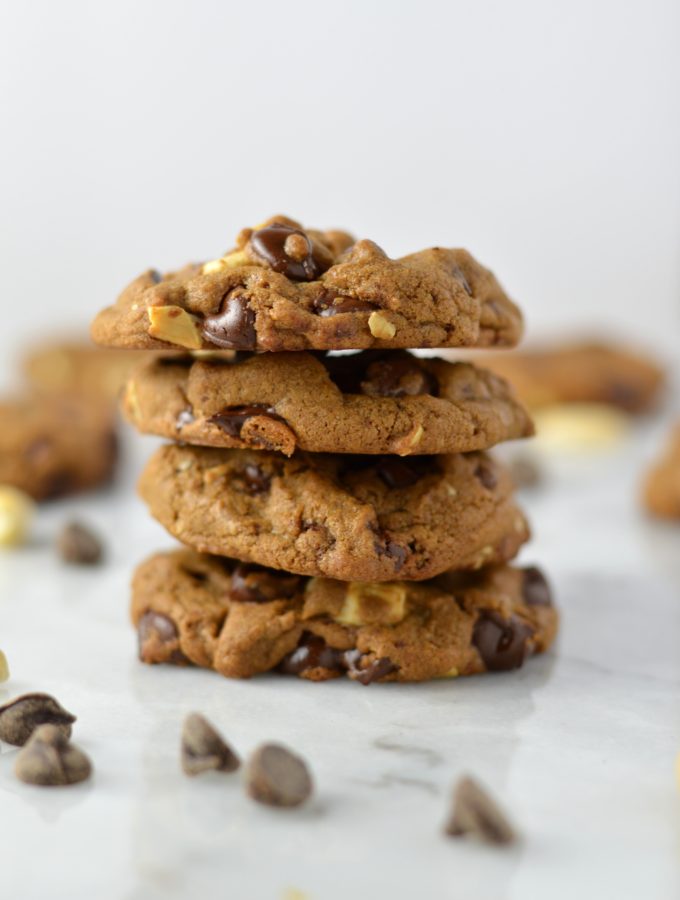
[
  {"xmin": 138, "ymin": 445, "xmax": 530, "ymax": 582},
  {"xmin": 91, "ymin": 215, "xmax": 523, "ymax": 352},
  {"xmin": 130, "ymin": 549, "xmax": 558, "ymax": 683}
]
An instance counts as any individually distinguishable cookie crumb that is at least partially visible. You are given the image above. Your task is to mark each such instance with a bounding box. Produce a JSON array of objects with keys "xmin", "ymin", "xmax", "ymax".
[
  {"xmin": 57, "ymin": 521, "xmax": 104, "ymax": 565},
  {"xmin": 444, "ymin": 775, "xmax": 517, "ymax": 846},
  {"xmin": 245, "ymin": 743, "xmax": 313, "ymax": 808},
  {"xmin": 181, "ymin": 712, "xmax": 240, "ymax": 776}
]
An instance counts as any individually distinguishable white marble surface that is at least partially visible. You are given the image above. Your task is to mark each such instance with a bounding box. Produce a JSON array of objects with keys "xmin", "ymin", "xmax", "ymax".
[{"xmin": 1, "ymin": 417, "xmax": 679, "ymax": 900}]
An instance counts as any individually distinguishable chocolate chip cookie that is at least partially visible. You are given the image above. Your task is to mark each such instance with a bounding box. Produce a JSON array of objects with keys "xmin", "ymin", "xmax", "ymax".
[
  {"xmin": 138, "ymin": 445, "xmax": 529, "ymax": 582},
  {"xmin": 642, "ymin": 423, "xmax": 680, "ymax": 520},
  {"xmin": 480, "ymin": 340, "xmax": 665, "ymax": 413},
  {"xmin": 91, "ymin": 215, "xmax": 523, "ymax": 353},
  {"xmin": 123, "ymin": 351, "xmax": 533, "ymax": 457},
  {"xmin": 23, "ymin": 340, "xmax": 159, "ymax": 400},
  {"xmin": 0, "ymin": 394, "xmax": 118, "ymax": 500},
  {"xmin": 132, "ymin": 548, "xmax": 558, "ymax": 682}
]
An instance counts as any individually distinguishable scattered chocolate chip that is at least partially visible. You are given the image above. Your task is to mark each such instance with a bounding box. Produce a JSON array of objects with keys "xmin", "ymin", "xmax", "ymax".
[
  {"xmin": 181, "ymin": 713, "xmax": 240, "ymax": 776},
  {"xmin": 202, "ymin": 293, "xmax": 256, "ymax": 350},
  {"xmin": 137, "ymin": 611, "xmax": 190, "ymax": 666},
  {"xmin": 444, "ymin": 775, "xmax": 517, "ymax": 845},
  {"xmin": 347, "ymin": 654, "xmax": 398, "ymax": 685},
  {"xmin": 313, "ymin": 292, "xmax": 376, "ymax": 317},
  {"xmin": 209, "ymin": 405, "xmax": 285, "ymax": 438},
  {"xmin": 245, "ymin": 743, "xmax": 313, "ymax": 808},
  {"xmin": 0, "ymin": 693, "xmax": 76, "ymax": 747},
  {"xmin": 361, "ymin": 356, "xmax": 438, "ymax": 398},
  {"xmin": 472, "ymin": 611, "xmax": 534, "ymax": 671},
  {"xmin": 230, "ymin": 563, "xmax": 300, "ymax": 603},
  {"xmin": 14, "ymin": 724, "xmax": 92, "ymax": 787},
  {"xmin": 279, "ymin": 633, "xmax": 347, "ymax": 676},
  {"xmin": 176, "ymin": 408, "xmax": 195, "ymax": 429},
  {"xmin": 473, "ymin": 461, "xmax": 498, "ymax": 490},
  {"xmin": 250, "ymin": 223, "xmax": 324, "ymax": 281},
  {"xmin": 521, "ymin": 567, "xmax": 552, "ymax": 606},
  {"xmin": 56, "ymin": 521, "xmax": 103, "ymax": 565},
  {"xmin": 375, "ymin": 457, "xmax": 424, "ymax": 489}
]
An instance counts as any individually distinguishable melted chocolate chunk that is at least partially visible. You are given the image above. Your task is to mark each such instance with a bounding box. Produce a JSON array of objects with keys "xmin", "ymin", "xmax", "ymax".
[
  {"xmin": 473, "ymin": 461, "xmax": 498, "ymax": 490},
  {"xmin": 230, "ymin": 563, "xmax": 300, "ymax": 603},
  {"xmin": 347, "ymin": 654, "xmax": 398, "ymax": 685},
  {"xmin": 361, "ymin": 356, "xmax": 439, "ymax": 398},
  {"xmin": 521, "ymin": 567, "xmax": 552, "ymax": 606},
  {"xmin": 202, "ymin": 293, "xmax": 256, "ymax": 350},
  {"xmin": 472, "ymin": 611, "xmax": 534, "ymax": 671},
  {"xmin": 375, "ymin": 457, "xmax": 425, "ymax": 489},
  {"xmin": 208, "ymin": 405, "xmax": 285, "ymax": 438},
  {"xmin": 237, "ymin": 463, "xmax": 271, "ymax": 495},
  {"xmin": 371, "ymin": 525, "xmax": 408, "ymax": 571},
  {"xmin": 279, "ymin": 633, "xmax": 347, "ymax": 675},
  {"xmin": 313, "ymin": 292, "xmax": 376, "ymax": 317},
  {"xmin": 137, "ymin": 611, "xmax": 189, "ymax": 665},
  {"xmin": 249, "ymin": 223, "xmax": 324, "ymax": 281}
]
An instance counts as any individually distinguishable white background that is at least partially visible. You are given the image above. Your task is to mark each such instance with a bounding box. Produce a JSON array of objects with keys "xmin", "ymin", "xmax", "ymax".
[{"xmin": 1, "ymin": 0, "xmax": 679, "ymax": 383}]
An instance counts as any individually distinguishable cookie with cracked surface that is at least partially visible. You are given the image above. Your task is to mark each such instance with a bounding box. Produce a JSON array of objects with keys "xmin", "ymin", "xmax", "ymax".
[
  {"xmin": 480, "ymin": 340, "xmax": 665, "ymax": 413},
  {"xmin": 91, "ymin": 215, "xmax": 522, "ymax": 352},
  {"xmin": 0, "ymin": 394, "xmax": 118, "ymax": 500},
  {"xmin": 131, "ymin": 548, "xmax": 558, "ymax": 682},
  {"xmin": 642, "ymin": 423, "xmax": 680, "ymax": 520},
  {"xmin": 23, "ymin": 340, "xmax": 160, "ymax": 400},
  {"xmin": 138, "ymin": 445, "xmax": 530, "ymax": 582},
  {"xmin": 122, "ymin": 351, "xmax": 533, "ymax": 456}
]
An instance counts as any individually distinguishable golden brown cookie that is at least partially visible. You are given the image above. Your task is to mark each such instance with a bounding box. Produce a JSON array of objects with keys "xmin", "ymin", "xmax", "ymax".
[
  {"xmin": 91, "ymin": 215, "xmax": 523, "ymax": 352},
  {"xmin": 480, "ymin": 341, "xmax": 665, "ymax": 413},
  {"xmin": 23, "ymin": 341, "xmax": 159, "ymax": 400},
  {"xmin": 138, "ymin": 445, "xmax": 529, "ymax": 582},
  {"xmin": 0, "ymin": 394, "xmax": 118, "ymax": 500},
  {"xmin": 123, "ymin": 351, "xmax": 533, "ymax": 457},
  {"xmin": 642, "ymin": 423, "xmax": 680, "ymax": 519},
  {"xmin": 131, "ymin": 548, "xmax": 558, "ymax": 682}
]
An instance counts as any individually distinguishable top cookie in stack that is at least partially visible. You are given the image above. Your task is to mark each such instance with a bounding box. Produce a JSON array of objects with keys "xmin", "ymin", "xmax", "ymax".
[{"xmin": 92, "ymin": 216, "xmax": 558, "ymax": 684}]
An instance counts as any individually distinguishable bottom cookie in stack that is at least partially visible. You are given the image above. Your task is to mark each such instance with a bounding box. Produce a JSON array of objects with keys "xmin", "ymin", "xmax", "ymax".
[{"xmin": 131, "ymin": 548, "xmax": 558, "ymax": 684}]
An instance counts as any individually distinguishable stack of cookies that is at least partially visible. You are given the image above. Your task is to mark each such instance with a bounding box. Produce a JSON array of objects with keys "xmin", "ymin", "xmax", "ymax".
[{"xmin": 91, "ymin": 216, "xmax": 558, "ymax": 684}]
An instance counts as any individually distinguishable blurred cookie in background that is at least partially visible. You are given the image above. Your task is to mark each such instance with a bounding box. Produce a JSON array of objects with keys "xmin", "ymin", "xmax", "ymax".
[
  {"xmin": 480, "ymin": 340, "xmax": 665, "ymax": 415},
  {"xmin": 0, "ymin": 393, "xmax": 118, "ymax": 500},
  {"xmin": 642, "ymin": 423, "xmax": 680, "ymax": 520},
  {"xmin": 23, "ymin": 340, "xmax": 158, "ymax": 400}
]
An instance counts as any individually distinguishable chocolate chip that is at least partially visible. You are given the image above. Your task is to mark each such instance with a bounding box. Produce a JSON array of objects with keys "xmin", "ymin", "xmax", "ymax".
[
  {"xmin": 445, "ymin": 775, "xmax": 517, "ymax": 845},
  {"xmin": 472, "ymin": 611, "xmax": 534, "ymax": 671},
  {"xmin": 375, "ymin": 457, "xmax": 423, "ymax": 489},
  {"xmin": 0, "ymin": 693, "xmax": 76, "ymax": 746},
  {"xmin": 208, "ymin": 405, "xmax": 284, "ymax": 438},
  {"xmin": 202, "ymin": 293, "xmax": 256, "ymax": 350},
  {"xmin": 137, "ymin": 611, "xmax": 190, "ymax": 666},
  {"xmin": 230, "ymin": 563, "xmax": 300, "ymax": 603},
  {"xmin": 150, "ymin": 269, "xmax": 162, "ymax": 284},
  {"xmin": 279, "ymin": 632, "xmax": 347, "ymax": 676},
  {"xmin": 371, "ymin": 525, "xmax": 408, "ymax": 572},
  {"xmin": 473, "ymin": 461, "xmax": 498, "ymax": 490},
  {"xmin": 347, "ymin": 654, "xmax": 398, "ymax": 685},
  {"xmin": 521, "ymin": 567, "xmax": 552, "ymax": 606},
  {"xmin": 360, "ymin": 356, "xmax": 438, "ymax": 397},
  {"xmin": 56, "ymin": 521, "xmax": 103, "ymax": 565},
  {"xmin": 313, "ymin": 292, "xmax": 376, "ymax": 317},
  {"xmin": 250, "ymin": 223, "xmax": 324, "ymax": 282},
  {"xmin": 181, "ymin": 713, "xmax": 240, "ymax": 776},
  {"xmin": 14, "ymin": 724, "xmax": 92, "ymax": 787},
  {"xmin": 245, "ymin": 743, "xmax": 313, "ymax": 808},
  {"xmin": 235, "ymin": 463, "xmax": 271, "ymax": 495}
]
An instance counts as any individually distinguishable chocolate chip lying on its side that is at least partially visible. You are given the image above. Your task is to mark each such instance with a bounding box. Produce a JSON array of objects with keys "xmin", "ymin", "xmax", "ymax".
[
  {"xmin": 209, "ymin": 405, "xmax": 285, "ymax": 438},
  {"xmin": 137, "ymin": 611, "xmax": 190, "ymax": 666},
  {"xmin": 444, "ymin": 775, "xmax": 517, "ymax": 845},
  {"xmin": 346, "ymin": 653, "xmax": 398, "ymax": 685},
  {"xmin": 230, "ymin": 563, "xmax": 300, "ymax": 603},
  {"xmin": 250, "ymin": 222, "xmax": 325, "ymax": 282},
  {"xmin": 202, "ymin": 293, "xmax": 257, "ymax": 350},
  {"xmin": 56, "ymin": 521, "xmax": 103, "ymax": 565},
  {"xmin": 245, "ymin": 743, "xmax": 313, "ymax": 808},
  {"xmin": 521, "ymin": 567, "xmax": 552, "ymax": 606},
  {"xmin": 313, "ymin": 292, "xmax": 376, "ymax": 317},
  {"xmin": 361, "ymin": 356, "xmax": 439, "ymax": 398},
  {"xmin": 472, "ymin": 611, "xmax": 534, "ymax": 671},
  {"xmin": 473, "ymin": 461, "xmax": 498, "ymax": 490},
  {"xmin": 0, "ymin": 693, "xmax": 76, "ymax": 747},
  {"xmin": 14, "ymin": 724, "xmax": 92, "ymax": 787},
  {"xmin": 181, "ymin": 713, "xmax": 240, "ymax": 776}
]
